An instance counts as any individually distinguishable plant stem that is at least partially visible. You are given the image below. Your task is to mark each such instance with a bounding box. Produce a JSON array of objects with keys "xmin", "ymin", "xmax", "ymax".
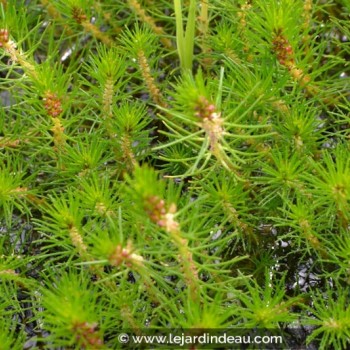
[{"xmin": 174, "ymin": 0, "xmax": 196, "ymax": 72}]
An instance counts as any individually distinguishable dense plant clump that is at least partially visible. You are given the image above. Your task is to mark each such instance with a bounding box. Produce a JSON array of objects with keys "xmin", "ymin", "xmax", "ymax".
[{"xmin": 0, "ymin": 0, "xmax": 349, "ymax": 349}]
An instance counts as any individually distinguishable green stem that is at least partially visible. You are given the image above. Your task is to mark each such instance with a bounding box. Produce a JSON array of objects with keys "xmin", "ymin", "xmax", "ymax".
[{"xmin": 174, "ymin": 0, "xmax": 196, "ymax": 72}]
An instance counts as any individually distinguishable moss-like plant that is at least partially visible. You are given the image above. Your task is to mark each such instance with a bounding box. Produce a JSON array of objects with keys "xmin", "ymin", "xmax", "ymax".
[{"xmin": 0, "ymin": 0, "xmax": 349, "ymax": 349}]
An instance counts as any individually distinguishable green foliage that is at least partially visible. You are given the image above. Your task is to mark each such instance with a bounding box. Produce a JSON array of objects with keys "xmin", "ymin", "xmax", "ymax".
[
  {"xmin": 39, "ymin": 270, "xmax": 104, "ymax": 348},
  {"xmin": 235, "ymin": 271, "xmax": 300, "ymax": 328},
  {"xmin": 0, "ymin": 0, "xmax": 349, "ymax": 348},
  {"xmin": 0, "ymin": 159, "xmax": 33, "ymax": 226},
  {"xmin": 306, "ymin": 286, "xmax": 350, "ymax": 350}
]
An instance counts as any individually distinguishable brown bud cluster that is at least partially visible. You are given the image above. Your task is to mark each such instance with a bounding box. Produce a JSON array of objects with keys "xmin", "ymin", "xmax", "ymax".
[
  {"xmin": 109, "ymin": 244, "xmax": 132, "ymax": 267},
  {"xmin": 0, "ymin": 29, "xmax": 9, "ymax": 47},
  {"xmin": 272, "ymin": 30, "xmax": 295, "ymax": 68},
  {"xmin": 73, "ymin": 321, "xmax": 103, "ymax": 348},
  {"xmin": 144, "ymin": 196, "xmax": 180, "ymax": 232},
  {"xmin": 72, "ymin": 7, "xmax": 87, "ymax": 24},
  {"xmin": 194, "ymin": 96, "xmax": 218, "ymax": 121},
  {"xmin": 43, "ymin": 91, "xmax": 63, "ymax": 117},
  {"xmin": 0, "ymin": 269, "xmax": 17, "ymax": 276},
  {"xmin": 109, "ymin": 241, "xmax": 143, "ymax": 267},
  {"xmin": 144, "ymin": 195, "xmax": 166, "ymax": 225},
  {"xmin": 137, "ymin": 50, "xmax": 167, "ymax": 107}
]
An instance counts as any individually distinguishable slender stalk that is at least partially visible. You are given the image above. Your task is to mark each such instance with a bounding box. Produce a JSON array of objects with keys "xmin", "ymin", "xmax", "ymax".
[{"xmin": 174, "ymin": 0, "xmax": 196, "ymax": 72}]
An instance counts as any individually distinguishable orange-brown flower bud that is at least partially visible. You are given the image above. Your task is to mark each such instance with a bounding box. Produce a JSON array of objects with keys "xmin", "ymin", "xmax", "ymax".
[
  {"xmin": 272, "ymin": 30, "xmax": 295, "ymax": 68},
  {"xmin": 72, "ymin": 7, "xmax": 87, "ymax": 24},
  {"xmin": 144, "ymin": 195, "xmax": 167, "ymax": 224},
  {"xmin": 0, "ymin": 28, "xmax": 9, "ymax": 47},
  {"xmin": 194, "ymin": 96, "xmax": 219, "ymax": 121},
  {"xmin": 43, "ymin": 91, "xmax": 63, "ymax": 117}
]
